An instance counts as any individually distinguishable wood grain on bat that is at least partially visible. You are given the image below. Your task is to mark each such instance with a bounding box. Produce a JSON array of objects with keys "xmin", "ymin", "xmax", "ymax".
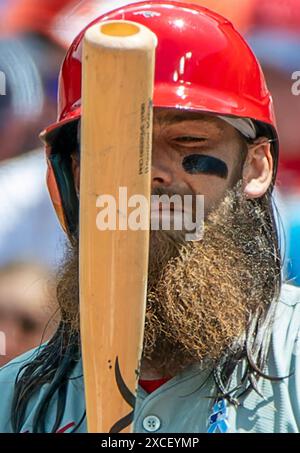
[{"xmin": 79, "ymin": 20, "xmax": 157, "ymax": 433}]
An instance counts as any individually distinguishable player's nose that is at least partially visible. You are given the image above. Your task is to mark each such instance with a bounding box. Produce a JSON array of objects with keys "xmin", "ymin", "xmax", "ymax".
[{"xmin": 151, "ymin": 156, "xmax": 174, "ymax": 189}]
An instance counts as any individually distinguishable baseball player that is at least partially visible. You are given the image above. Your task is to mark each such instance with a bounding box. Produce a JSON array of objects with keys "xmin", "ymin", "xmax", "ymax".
[{"xmin": 0, "ymin": 1, "xmax": 299, "ymax": 434}]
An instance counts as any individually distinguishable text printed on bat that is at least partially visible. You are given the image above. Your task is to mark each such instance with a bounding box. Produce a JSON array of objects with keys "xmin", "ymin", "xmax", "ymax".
[{"xmin": 139, "ymin": 99, "xmax": 152, "ymax": 175}]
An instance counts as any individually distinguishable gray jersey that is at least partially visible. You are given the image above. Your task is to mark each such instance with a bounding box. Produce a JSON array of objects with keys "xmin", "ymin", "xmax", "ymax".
[{"xmin": 0, "ymin": 283, "xmax": 299, "ymax": 433}]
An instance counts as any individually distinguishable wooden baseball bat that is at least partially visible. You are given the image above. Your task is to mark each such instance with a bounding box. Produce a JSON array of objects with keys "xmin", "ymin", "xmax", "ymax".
[{"xmin": 79, "ymin": 21, "xmax": 157, "ymax": 433}]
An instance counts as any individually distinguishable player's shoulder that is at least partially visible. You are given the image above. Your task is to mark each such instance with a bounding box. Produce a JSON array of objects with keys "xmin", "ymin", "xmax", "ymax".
[
  {"xmin": 279, "ymin": 282, "xmax": 300, "ymax": 307},
  {"xmin": 0, "ymin": 345, "xmax": 45, "ymax": 433},
  {"xmin": 0, "ymin": 344, "xmax": 85, "ymax": 433},
  {"xmin": 275, "ymin": 282, "xmax": 300, "ymax": 330},
  {"xmin": 277, "ymin": 282, "xmax": 300, "ymax": 326},
  {"xmin": 271, "ymin": 283, "xmax": 300, "ymax": 369},
  {"xmin": 0, "ymin": 345, "xmax": 44, "ymax": 383}
]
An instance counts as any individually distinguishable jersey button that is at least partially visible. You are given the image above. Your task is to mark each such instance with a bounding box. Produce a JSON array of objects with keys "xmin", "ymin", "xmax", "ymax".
[{"xmin": 142, "ymin": 415, "xmax": 161, "ymax": 432}]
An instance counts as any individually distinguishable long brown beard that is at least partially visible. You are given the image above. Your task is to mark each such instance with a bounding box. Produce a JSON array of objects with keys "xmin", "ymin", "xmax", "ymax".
[
  {"xmin": 142, "ymin": 182, "xmax": 277, "ymax": 376},
  {"xmin": 56, "ymin": 182, "xmax": 277, "ymax": 377}
]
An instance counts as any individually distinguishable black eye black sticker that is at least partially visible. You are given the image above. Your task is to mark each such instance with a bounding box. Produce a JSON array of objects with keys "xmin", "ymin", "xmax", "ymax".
[{"xmin": 182, "ymin": 154, "xmax": 228, "ymax": 179}]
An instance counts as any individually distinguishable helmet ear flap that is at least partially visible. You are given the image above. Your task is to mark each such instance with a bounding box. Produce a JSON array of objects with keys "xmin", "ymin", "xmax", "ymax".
[
  {"xmin": 46, "ymin": 121, "xmax": 80, "ymax": 243},
  {"xmin": 46, "ymin": 153, "xmax": 68, "ymax": 235}
]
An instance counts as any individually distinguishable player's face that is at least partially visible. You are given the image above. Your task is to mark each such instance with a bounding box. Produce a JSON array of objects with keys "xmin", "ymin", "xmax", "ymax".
[
  {"xmin": 151, "ymin": 108, "xmax": 273, "ymax": 216},
  {"xmin": 71, "ymin": 108, "xmax": 273, "ymax": 217}
]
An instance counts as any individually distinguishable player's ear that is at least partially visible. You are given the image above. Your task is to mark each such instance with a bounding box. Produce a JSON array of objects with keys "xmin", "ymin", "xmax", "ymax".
[
  {"xmin": 71, "ymin": 152, "xmax": 80, "ymax": 195},
  {"xmin": 242, "ymin": 138, "xmax": 273, "ymax": 198}
]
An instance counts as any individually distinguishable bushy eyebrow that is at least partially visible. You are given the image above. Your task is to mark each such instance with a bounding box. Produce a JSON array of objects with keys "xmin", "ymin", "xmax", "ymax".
[{"xmin": 154, "ymin": 111, "xmax": 223, "ymax": 132}]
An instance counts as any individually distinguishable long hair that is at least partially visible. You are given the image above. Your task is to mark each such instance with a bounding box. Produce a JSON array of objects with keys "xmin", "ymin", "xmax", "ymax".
[
  {"xmin": 11, "ymin": 247, "xmax": 83, "ymax": 433},
  {"xmin": 10, "ymin": 140, "xmax": 282, "ymax": 432},
  {"xmin": 212, "ymin": 188, "xmax": 283, "ymax": 404}
]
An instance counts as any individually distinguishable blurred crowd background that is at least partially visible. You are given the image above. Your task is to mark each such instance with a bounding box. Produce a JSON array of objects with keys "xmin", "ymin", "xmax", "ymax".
[{"xmin": 0, "ymin": 0, "xmax": 299, "ymax": 365}]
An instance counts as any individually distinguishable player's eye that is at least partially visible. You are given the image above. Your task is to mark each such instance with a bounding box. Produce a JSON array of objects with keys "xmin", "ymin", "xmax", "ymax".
[
  {"xmin": 174, "ymin": 136, "xmax": 206, "ymax": 143},
  {"xmin": 172, "ymin": 136, "xmax": 208, "ymax": 149}
]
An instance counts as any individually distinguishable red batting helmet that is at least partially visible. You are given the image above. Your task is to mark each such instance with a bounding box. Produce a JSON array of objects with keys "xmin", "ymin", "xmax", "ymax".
[{"xmin": 41, "ymin": 1, "xmax": 279, "ymax": 240}]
